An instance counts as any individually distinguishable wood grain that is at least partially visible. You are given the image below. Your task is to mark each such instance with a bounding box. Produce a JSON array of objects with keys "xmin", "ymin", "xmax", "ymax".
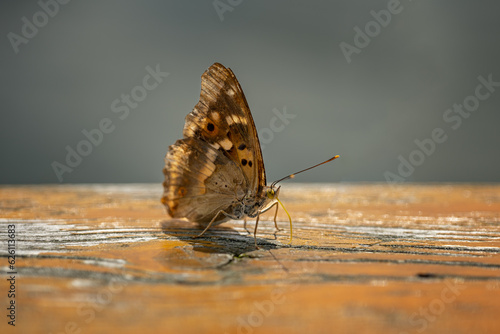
[{"xmin": 1, "ymin": 183, "xmax": 499, "ymax": 333}]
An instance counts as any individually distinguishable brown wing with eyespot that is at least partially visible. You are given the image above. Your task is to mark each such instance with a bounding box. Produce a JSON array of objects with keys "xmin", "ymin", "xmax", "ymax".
[
  {"xmin": 182, "ymin": 63, "xmax": 266, "ymax": 195},
  {"xmin": 162, "ymin": 63, "xmax": 266, "ymax": 224}
]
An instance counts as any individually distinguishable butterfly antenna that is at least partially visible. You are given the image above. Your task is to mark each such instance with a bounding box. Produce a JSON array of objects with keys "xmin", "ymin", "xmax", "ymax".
[{"xmin": 271, "ymin": 155, "xmax": 340, "ymax": 187}]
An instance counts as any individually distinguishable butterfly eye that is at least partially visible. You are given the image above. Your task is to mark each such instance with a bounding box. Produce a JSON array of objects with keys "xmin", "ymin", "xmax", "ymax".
[{"xmin": 266, "ymin": 189, "xmax": 275, "ymax": 199}]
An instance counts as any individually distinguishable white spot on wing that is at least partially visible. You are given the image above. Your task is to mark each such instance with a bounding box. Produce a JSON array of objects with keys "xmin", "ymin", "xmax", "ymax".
[
  {"xmin": 210, "ymin": 112, "xmax": 220, "ymax": 122},
  {"xmin": 225, "ymin": 115, "xmax": 248, "ymax": 125},
  {"xmin": 218, "ymin": 138, "xmax": 233, "ymax": 150}
]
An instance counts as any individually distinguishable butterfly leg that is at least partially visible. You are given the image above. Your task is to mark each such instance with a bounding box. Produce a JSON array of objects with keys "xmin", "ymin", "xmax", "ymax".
[
  {"xmin": 243, "ymin": 217, "xmax": 251, "ymax": 234},
  {"xmin": 195, "ymin": 210, "xmax": 236, "ymax": 238},
  {"xmin": 253, "ymin": 202, "xmax": 280, "ymax": 248}
]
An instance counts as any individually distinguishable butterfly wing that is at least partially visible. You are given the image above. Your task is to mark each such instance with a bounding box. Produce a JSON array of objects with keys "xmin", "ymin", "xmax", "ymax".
[
  {"xmin": 184, "ymin": 63, "xmax": 266, "ymax": 192},
  {"xmin": 162, "ymin": 63, "xmax": 266, "ymax": 224},
  {"xmin": 162, "ymin": 137, "xmax": 244, "ymax": 224}
]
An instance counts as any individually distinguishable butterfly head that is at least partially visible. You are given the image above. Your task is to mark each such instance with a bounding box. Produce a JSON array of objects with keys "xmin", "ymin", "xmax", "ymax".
[
  {"xmin": 252, "ymin": 185, "xmax": 280, "ymax": 214},
  {"xmin": 265, "ymin": 185, "xmax": 281, "ymax": 200}
]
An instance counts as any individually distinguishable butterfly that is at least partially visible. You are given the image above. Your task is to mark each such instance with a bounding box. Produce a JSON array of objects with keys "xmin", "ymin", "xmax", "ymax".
[{"xmin": 161, "ymin": 63, "xmax": 339, "ymax": 248}]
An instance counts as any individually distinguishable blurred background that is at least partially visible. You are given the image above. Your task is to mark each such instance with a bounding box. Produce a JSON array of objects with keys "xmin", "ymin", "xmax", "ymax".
[{"xmin": 1, "ymin": 0, "xmax": 499, "ymax": 184}]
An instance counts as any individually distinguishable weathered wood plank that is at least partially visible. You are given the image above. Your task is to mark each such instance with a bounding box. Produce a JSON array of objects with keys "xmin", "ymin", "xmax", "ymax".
[{"xmin": 1, "ymin": 184, "xmax": 499, "ymax": 333}]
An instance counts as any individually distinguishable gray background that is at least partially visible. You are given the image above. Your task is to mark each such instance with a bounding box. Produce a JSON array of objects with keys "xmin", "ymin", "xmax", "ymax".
[{"xmin": 1, "ymin": 0, "xmax": 499, "ymax": 184}]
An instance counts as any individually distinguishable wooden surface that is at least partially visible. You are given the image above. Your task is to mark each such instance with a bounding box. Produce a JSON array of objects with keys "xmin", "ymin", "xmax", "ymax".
[{"xmin": 1, "ymin": 183, "xmax": 500, "ymax": 334}]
